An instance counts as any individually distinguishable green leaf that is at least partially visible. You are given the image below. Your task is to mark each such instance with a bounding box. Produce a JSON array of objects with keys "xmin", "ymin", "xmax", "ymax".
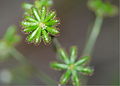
[
  {"xmin": 42, "ymin": 30, "xmax": 51, "ymax": 44},
  {"xmin": 34, "ymin": 0, "xmax": 53, "ymax": 8},
  {"xmin": 27, "ymin": 27, "xmax": 39, "ymax": 42},
  {"xmin": 45, "ymin": 11, "xmax": 56, "ymax": 22},
  {"xmin": 4, "ymin": 25, "xmax": 16, "ymax": 41},
  {"xmin": 23, "ymin": 26, "xmax": 37, "ymax": 33},
  {"xmin": 34, "ymin": 28, "xmax": 42, "ymax": 43},
  {"xmin": 41, "ymin": 6, "xmax": 47, "ymax": 21},
  {"xmin": 32, "ymin": 7, "xmax": 41, "ymax": 21},
  {"xmin": 60, "ymin": 70, "xmax": 71, "ymax": 84},
  {"xmin": 102, "ymin": 3, "xmax": 118, "ymax": 17},
  {"xmin": 46, "ymin": 27, "xmax": 59, "ymax": 35},
  {"xmin": 12, "ymin": 35, "xmax": 21, "ymax": 45},
  {"xmin": 46, "ymin": 20, "xmax": 59, "ymax": 26},
  {"xmin": 24, "ymin": 16, "xmax": 37, "ymax": 22},
  {"xmin": 0, "ymin": 41, "xmax": 11, "ymax": 60},
  {"xmin": 4, "ymin": 25, "xmax": 21, "ymax": 45},
  {"xmin": 75, "ymin": 56, "xmax": 90, "ymax": 66},
  {"xmin": 77, "ymin": 66, "xmax": 94, "ymax": 75},
  {"xmin": 88, "ymin": 0, "xmax": 118, "ymax": 17},
  {"xmin": 22, "ymin": 3, "xmax": 33, "ymax": 10},
  {"xmin": 72, "ymin": 70, "xmax": 80, "ymax": 86},
  {"xmin": 58, "ymin": 48, "xmax": 69, "ymax": 64},
  {"xmin": 50, "ymin": 62, "xmax": 68, "ymax": 70},
  {"xmin": 88, "ymin": 0, "xmax": 102, "ymax": 10},
  {"xmin": 21, "ymin": 21, "xmax": 38, "ymax": 27},
  {"xmin": 70, "ymin": 46, "xmax": 77, "ymax": 63}
]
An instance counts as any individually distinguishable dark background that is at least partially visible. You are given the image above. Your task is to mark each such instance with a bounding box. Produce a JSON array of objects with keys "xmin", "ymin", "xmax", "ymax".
[{"xmin": 0, "ymin": 0, "xmax": 119, "ymax": 85}]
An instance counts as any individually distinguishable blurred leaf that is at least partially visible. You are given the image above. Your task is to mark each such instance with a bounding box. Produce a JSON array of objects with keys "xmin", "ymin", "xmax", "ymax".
[
  {"xmin": 60, "ymin": 70, "xmax": 71, "ymax": 84},
  {"xmin": 0, "ymin": 41, "xmax": 11, "ymax": 60},
  {"xmin": 50, "ymin": 62, "xmax": 68, "ymax": 70},
  {"xmin": 22, "ymin": 0, "xmax": 53, "ymax": 15},
  {"xmin": 88, "ymin": 0, "xmax": 118, "ymax": 17},
  {"xmin": 22, "ymin": 3, "xmax": 33, "ymax": 10},
  {"xmin": 72, "ymin": 70, "xmax": 80, "ymax": 86},
  {"xmin": 58, "ymin": 48, "xmax": 69, "ymax": 64},
  {"xmin": 0, "ymin": 25, "xmax": 21, "ymax": 61},
  {"xmin": 75, "ymin": 56, "xmax": 90, "ymax": 66},
  {"xmin": 35, "ymin": 0, "xmax": 53, "ymax": 9},
  {"xmin": 3, "ymin": 25, "xmax": 21, "ymax": 45},
  {"xmin": 77, "ymin": 66, "xmax": 94, "ymax": 75},
  {"xmin": 70, "ymin": 46, "xmax": 77, "ymax": 63}
]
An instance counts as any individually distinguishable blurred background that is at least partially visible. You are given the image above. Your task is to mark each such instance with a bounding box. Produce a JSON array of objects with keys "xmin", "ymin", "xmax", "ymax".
[{"xmin": 0, "ymin": 0, "xmax": 119, "ymax": 85}]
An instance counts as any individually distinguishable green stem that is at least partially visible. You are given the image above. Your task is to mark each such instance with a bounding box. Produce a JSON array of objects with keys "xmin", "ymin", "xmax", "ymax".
[
  {"xmin": 53, "ymin": 38, "xmax": 62, "ymax": 51},
  {"xmin": 11, "ymin": 48, "xmax": 28, "ymax": 64},
  {"xmin": 82, "ymin": 16, "xmax": 103, "ymax": 56},
  {"xmin": 10, "ymin": 47, "xmax": 57, "ymax": 85}
]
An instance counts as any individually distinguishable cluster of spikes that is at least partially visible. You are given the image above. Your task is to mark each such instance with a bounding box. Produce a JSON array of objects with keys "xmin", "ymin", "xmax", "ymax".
[
  {"xmin": 21, "ymin": 0, "xmax": 60, "ymax": 45},
  {"xmin": 51, "ymin": 46, "xmax": 94, "ymax": 86}
]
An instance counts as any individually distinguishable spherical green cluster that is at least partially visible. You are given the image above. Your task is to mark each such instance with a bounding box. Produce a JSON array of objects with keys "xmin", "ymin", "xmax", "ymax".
[
  {"xmin": 21, "ymin": 0, "xmax": 60, "ymax": 45},
  {"xmin": 21, "ymin": 6, "xmax": 60, "ymax": 44},
  {"xmin": 51, "ymin": 46, "xmax": 94, "ymax": 86}
]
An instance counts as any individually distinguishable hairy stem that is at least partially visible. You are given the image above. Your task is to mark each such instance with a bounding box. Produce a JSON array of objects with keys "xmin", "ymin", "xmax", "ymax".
[
  {"xmin": 82, "ymin": 16, "xmax": 103, "ymax": 56},
  {"xmin": 10, "ymin": 47, "xmax": 57, "ymax": 85}
]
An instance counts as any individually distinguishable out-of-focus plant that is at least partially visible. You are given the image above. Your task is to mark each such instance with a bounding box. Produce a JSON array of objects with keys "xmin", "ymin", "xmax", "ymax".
[
  {"xmin": 0, "ymin": 25, "xmax": 56, "ymax": 85},
  {"xmin": 0, "ymin": 26, "xmax": 21, "ymax": 60},
  {"xmin": 22, "ymin": 0, "xmax": 53, "ymax": 15},
  {"xmin": 51, "ymin": 46, "xmax": 93, "ymax": 86},
  {"xmin": 82, "ymin": 0, "xmax": 118, "ymax": 56},
  {"xmin": 88, "ymin": 0, "xmax": 118, "ymax": 17}
]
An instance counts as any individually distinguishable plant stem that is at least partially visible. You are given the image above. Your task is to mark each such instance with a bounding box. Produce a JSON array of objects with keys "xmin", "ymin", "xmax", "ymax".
[
  {"xmin": 82, "ymin": 16, "xmax": 103, "ymax": 56},
  {"xmin": 10, "ymin": 47, "xmax": 57, "ymax": 85},
  {"xmin": 11, "ymin": 48, "xmax": 28, "ymax": 64},
  {"xmin": 53, "ymin": 38, "xmax": 62, "ymax": 51}
]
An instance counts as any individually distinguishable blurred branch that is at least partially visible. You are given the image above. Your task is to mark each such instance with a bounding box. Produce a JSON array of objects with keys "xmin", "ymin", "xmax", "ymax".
[
  {"xmin": 11, "ymin": 48, "xmax": 27, "ymax": 64},
  {"xmin": 10, "ymin": 47, "xmax": 57, "ymax": 85},
  {"xmin": 82, "ymin": 16, "xmax": 103, "ymax": 56}
]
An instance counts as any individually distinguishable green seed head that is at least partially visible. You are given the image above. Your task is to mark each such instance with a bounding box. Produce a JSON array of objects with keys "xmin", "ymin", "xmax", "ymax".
[
  {"xmin": 21, "ymin": 6, "xmax": 60, "ymax": 45},
  {"xmin": 39, "ymin": 23, "xmax": 46, "ymax": 29},
  {"xmin": 51, "ymin": 46, "xmax": 94, "ymax": 86}
]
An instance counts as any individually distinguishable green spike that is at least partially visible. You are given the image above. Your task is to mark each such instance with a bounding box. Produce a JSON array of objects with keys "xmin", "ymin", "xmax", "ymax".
[{"xmin": 32, "ymin": 7, "xmax": 41, "ymax": 21}]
